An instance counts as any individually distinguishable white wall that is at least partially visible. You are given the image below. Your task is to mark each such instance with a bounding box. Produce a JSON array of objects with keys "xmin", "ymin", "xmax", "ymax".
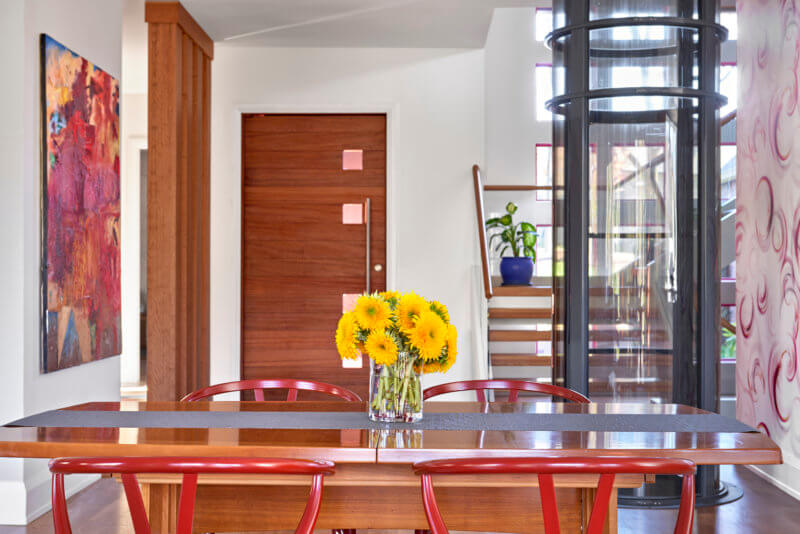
[
  {"xmin": 210, "ymin": 46, "xmax": 486, "ymax": 390},
  {"xmin": 485, "ymin": 7, "xmax": 551, "ymax": 188},
  {"xmin": 0, "ymin": 0, "xmax": 123, "ymax": 524},
  {"xmin": 484, "ymin": 7, "xmax": 553, "ymax": 277},
  {"xmin": 120, "ymin": 0, "xmax": 148, "ymax": 386},
  {"xmin": 0, "ymin": 0, "xmax": 30, "ymax": 523}
]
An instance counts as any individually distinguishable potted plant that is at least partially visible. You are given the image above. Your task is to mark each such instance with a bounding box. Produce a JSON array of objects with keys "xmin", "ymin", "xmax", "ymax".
[{"xmin": 486, "ymin": 202, "xmax": 538, "ymax": 286}]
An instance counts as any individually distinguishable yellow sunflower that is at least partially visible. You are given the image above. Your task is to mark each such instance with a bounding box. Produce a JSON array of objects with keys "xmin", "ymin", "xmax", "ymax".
[
  {"xmin": 409, "ymin": 310, "xmax": 448, "ymax": 361},
  {"xmin": 441, "ymin": 324, "xmax": 458, "ymax": 372},
  {"xmin": 423, "ymin": 361, "xmax": 441, "ymax": 373},
  {"xmin": 354, "ymin": 294, "xmax": 392, "ymax": 331},
  {"xmin": 429, "ymin": 300, "xmax": 450, "ymax": 323},
  {"xmin": 397, "ymin": 292, "xmax": 427, "ymax": 332},
  {"xmin": 380, "ymin": 290, "xmax": 400, "ymax": 302},
  {"xmin": 335, "ymin": 312, "xmax": 360, "ymax": 360},
  {"xmin": 365, "ymin": 330, "xmax": 399, "ymax": 366}
]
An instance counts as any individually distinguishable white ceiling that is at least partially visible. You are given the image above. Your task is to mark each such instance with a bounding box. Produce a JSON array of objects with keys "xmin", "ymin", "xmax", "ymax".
[{"xmin": 178, "ymin": 0, "xmax": 545, "ymax": 48}]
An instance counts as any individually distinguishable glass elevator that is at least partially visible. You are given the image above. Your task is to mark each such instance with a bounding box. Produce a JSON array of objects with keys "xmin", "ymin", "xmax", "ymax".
[{"xmin": 548, "ymin": 0, "xmax": 733, "ymax": 505}]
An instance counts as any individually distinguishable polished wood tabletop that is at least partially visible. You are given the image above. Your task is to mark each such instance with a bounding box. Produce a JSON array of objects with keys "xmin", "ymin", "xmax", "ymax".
[{"xmin": 0, "ymin": 400, "xmax": 782, "ymax": 467}]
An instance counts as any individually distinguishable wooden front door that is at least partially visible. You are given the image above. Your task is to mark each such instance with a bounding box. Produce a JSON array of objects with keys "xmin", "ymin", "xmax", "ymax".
[{"xmin": 241, "ymin": 114, "xmax": 386, "ymax": 399}]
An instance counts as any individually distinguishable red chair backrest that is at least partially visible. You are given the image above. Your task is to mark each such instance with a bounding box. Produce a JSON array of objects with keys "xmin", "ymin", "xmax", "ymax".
[
  {"xmin": 50, "ymin": 456, "xmax": 335, "ymax": 534},
  {"xmin": 413, "ymin": 456, "xmax": 695, "ymax": 534},
  {"xmin": 422, "ymin": 379, "xmax": 590, "ymax": 403},
  {"xmin": 181, "ymin": 379, "xmax": 362, "ymax": 402}
]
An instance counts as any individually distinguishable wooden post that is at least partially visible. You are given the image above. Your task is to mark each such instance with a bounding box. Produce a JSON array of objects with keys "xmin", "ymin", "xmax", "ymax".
[{"xmin": 145, "ymin": 2, "xmax": 213, "ymax": 400}]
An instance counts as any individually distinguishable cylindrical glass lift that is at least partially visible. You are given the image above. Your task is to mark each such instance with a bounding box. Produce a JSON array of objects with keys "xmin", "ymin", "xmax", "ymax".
[{"xmin": 548, "ymin": 0, "xmax": 738, "ymax": 506}]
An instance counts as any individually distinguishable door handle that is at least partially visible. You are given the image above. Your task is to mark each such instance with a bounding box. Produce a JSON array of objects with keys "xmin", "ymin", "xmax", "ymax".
[{"xmin": 365, "ymin": 198, "xmax": 371, "ymax": 294}]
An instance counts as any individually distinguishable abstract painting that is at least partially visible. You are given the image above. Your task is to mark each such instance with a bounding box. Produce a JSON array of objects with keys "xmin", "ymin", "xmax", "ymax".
[
  {"xmin": 737, "ymin": 2, "xmax": 800, "ymax": 473},
  {"xmin": 40, "ymin": 34, "xmax": 121, "ymax": 372}
]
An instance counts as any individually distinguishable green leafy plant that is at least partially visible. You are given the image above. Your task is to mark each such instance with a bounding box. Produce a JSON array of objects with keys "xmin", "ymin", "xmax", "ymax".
[
  {"xmin": 486, "ymin": 202, "xmax": 538, "ymax": 259},
  {"xmin": 721, "ymin": 326, "xmax": 736, "ymax": 360}
]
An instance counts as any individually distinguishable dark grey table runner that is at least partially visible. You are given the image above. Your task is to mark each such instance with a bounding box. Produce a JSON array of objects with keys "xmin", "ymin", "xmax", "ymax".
[{"xmin": 7, "ymin": 410, "xmax": 756, "ymax": 433}]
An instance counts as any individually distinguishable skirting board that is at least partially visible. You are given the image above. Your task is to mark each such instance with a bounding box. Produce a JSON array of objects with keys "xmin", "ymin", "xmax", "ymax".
[
  {"xmin": 25, "ymin": 473, "xmax": 99, "ymax": 525},
  {"xmin": 746, "ymin": 463, "xmax": 800, "ymax": 502},
  {"xmin": 0, "ymin": 480, "xmax": 27, "ymax": 525},
  {"xmin": 0, "ymin": 470, "xmax": 98, "ymax": 525}
]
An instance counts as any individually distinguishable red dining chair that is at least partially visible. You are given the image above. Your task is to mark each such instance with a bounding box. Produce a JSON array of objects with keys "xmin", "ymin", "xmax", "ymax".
[
  {"xmin": 181, "ymin": 378, "xmax": 362, "ymax": 402},
  {"xmin": 414, "ymin": 456, "xmax": 696, "ymax": 534},
  {"xmin": 182, "ymin": 381, "xmax": 358, "ymax": 534},
  {"xmin": 49, "ymin": 456, "xmax": 335, "ymax": 534},
  {"xmin": 423, "ymin": 379, "xmax": 590, "ymax": 403}
]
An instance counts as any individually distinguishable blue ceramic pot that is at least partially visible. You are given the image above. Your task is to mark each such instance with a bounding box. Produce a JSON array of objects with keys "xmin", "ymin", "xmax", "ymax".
[{"xmin": 500, "ymin": 257, "xmax": 533, "ymax": 286}]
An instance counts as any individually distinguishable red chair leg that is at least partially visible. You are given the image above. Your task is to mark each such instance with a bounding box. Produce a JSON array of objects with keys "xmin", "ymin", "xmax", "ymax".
[
  {"xmin": 586, "ymin": 473, "xmax": 616, "ymax": 534},
  {"xmin": 420, "ymin": 473, "xmax": 448, "ymax": 534},
  {"xmin": 51, "ymin": 473, "xmax": 72, "ymax": 534},
  {"xmin": 674, "ymin": 472, "xmax": 696, "ymax": 534},
  {"xmin": 538, "ymin": 473, "xmax": 560, "ymax": 534},
  {"xmin": 120, "ymin": 473, "xmax": 151, "ymax": 534},
  {"xmin": 177, "ymin": 473, "xmax": 198, "ymax": 534},
  {"xmin": 296, "ymin": 473, "xmax": 325, "ymax": 534}
]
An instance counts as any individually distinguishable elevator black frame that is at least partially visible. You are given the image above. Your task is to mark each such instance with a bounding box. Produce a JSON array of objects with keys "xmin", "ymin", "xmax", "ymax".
[{"xmin": 547, "ymin": 0, "xmax": 735, "ymax": 506}]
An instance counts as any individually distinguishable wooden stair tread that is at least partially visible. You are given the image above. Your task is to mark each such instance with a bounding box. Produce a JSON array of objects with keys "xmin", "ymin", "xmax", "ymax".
[
  {"xmin": 489, "ymin": 353, "xmax": 674, "ymax": 366},
  {"xmin": 589, "ymin": 353, "xmax": 672, "ymax": 365},
  {"xmin": 491, "ymin": 354, "xmax": 552, "ymax": 366},
  {"xmin": 484, "ymin": 185, "xmax": 551, "ymax": 191},
  {"xmin": 488, "ymin": 307, "xmax": 551, "ymax": 319},
  {"xmin": 489, "ymin": 330, "xmax": 550, "ymax": 342},
  {"xmin": 492, "ymin": 285, "xmax": 551, "ymax": 297},
  {"xmin": 589, "ymin": 380, "xmax": 671, "ymax": 394}
]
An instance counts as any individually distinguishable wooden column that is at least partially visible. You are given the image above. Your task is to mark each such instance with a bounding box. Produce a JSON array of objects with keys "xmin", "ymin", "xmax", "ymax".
[{"xmin": 145, "ymin": 2, "xmax": 213, "ymax": 400}]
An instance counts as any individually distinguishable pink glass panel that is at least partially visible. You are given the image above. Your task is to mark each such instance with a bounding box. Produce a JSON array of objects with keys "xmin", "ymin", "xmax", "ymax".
[
  {"xmin": 342, "ymin": 354, "xmax": 363, "ymax": 369},
  {"xmin": 342, "ymin": 203, "xmax": 364, "ymax": 224},
  {"xmin": 342, "ymin": 149, "xmax": 363, "ymax": 170},
  {"xmin": 342, "ymin": 293, "xmax": 359, "ymax": 312}
]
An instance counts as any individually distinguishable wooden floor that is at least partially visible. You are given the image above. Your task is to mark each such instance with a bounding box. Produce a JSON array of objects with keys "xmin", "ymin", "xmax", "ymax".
[{"xmin": 0, "ymin": 466, "xmax": 796, "ymax": 533}]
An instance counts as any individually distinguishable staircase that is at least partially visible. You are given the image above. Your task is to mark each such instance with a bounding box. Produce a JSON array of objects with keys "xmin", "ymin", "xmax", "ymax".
[
  {"xmin": 473, "ymin": 103, "xmax": 738, "ymax": 401},
  {"xmin": 472, "ymin": 166, "xmax": 554, "ymax": 393}
]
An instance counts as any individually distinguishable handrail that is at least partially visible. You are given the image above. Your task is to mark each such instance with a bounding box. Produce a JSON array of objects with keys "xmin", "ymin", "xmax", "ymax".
[
  {"xmin": 473, "ymin": 165, "xmax": 493, "ymax": 299},
  {"xmin": 721, "ymin": 317, "xmax": 736, "ymax": 335},
  {"xmin": 614, "ymin": 153, "xmax": 666, "ymax": 190},
  {"xmin": 721, "ymin": 109, "xmax": 736, "ymax": 127}
]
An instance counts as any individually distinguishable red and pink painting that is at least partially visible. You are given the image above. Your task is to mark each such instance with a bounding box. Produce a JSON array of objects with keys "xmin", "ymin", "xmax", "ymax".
[
  {"xmin": 737, "ymin": 2, "xmax": 800, "ymax": 471},
  {"xmin": 40, "ymin": 34, "xmax": 121, "ymax": 372}
]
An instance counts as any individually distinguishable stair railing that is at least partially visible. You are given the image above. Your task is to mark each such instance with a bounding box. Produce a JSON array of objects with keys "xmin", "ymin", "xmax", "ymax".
[
  {"xmin": 721, "ymin": 317, "xmax": 736, "ymax": 335},
  {"xmin": 473, "ymin": 165, "xmax": 493, "ymax": 299},
  {"xmin": 721, "ymin": 109, "xmax": 736, "ymax": 127}
]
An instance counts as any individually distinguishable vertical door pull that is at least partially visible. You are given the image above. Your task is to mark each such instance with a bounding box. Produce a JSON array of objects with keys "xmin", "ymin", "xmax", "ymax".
[{"xmin": 365, "ymin": 198, "xmax": 371, "ymax": 293}]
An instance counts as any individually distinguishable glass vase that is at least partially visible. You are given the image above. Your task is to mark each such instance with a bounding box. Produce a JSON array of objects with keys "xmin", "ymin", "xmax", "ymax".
[{"xmin": 368, "ymin": 352, "xmax": 423, "ymax": 422}]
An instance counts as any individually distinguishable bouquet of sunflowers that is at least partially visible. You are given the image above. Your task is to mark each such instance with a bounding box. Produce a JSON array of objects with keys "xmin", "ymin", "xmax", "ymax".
[{"xmin": 336, "ymin": 291, "xmax": 456, "ymax": 422}]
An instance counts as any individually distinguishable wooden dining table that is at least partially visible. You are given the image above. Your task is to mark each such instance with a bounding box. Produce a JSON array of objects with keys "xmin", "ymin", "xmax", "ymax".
[{"xmin": 0, "ymin": 400, "xmax": 781, "ymax": 533}]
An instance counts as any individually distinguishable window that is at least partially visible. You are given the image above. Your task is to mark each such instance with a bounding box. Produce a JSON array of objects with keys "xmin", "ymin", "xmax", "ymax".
[
  {"xmin": 535, "ymin": 144, "xmax": 552, "ymax": 201},
  {"xmin": 610, "ymin": 25, "xmax": 665, "ymax": 41},
  {"xmin": 603, "ymin": 66, "xmax": 668, "ymax": 111},
  {"xmin": 536, "ymin": 63, "xmax": 553, "ymax": 121},
  {"xmin": 534, "ymin": 225, "xmax": 553, "ymax": 278},
  {"xmin": 720, "ymin": 64, "xmax": 737, "ymax": 116},
  {"xmin": 610, "ymin": 66, "xmax": 666, "ymax": 89},
  {"xmin": 535, "ymin": 8, "xmax": 552, "ymax": 41},
  {"xmin": 721, "ymin": 144, "xmax": 736, "ymax": 202},
  {"xmin": 721, "ymin": 10, "xmax": 737, "ymax": 41}
]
